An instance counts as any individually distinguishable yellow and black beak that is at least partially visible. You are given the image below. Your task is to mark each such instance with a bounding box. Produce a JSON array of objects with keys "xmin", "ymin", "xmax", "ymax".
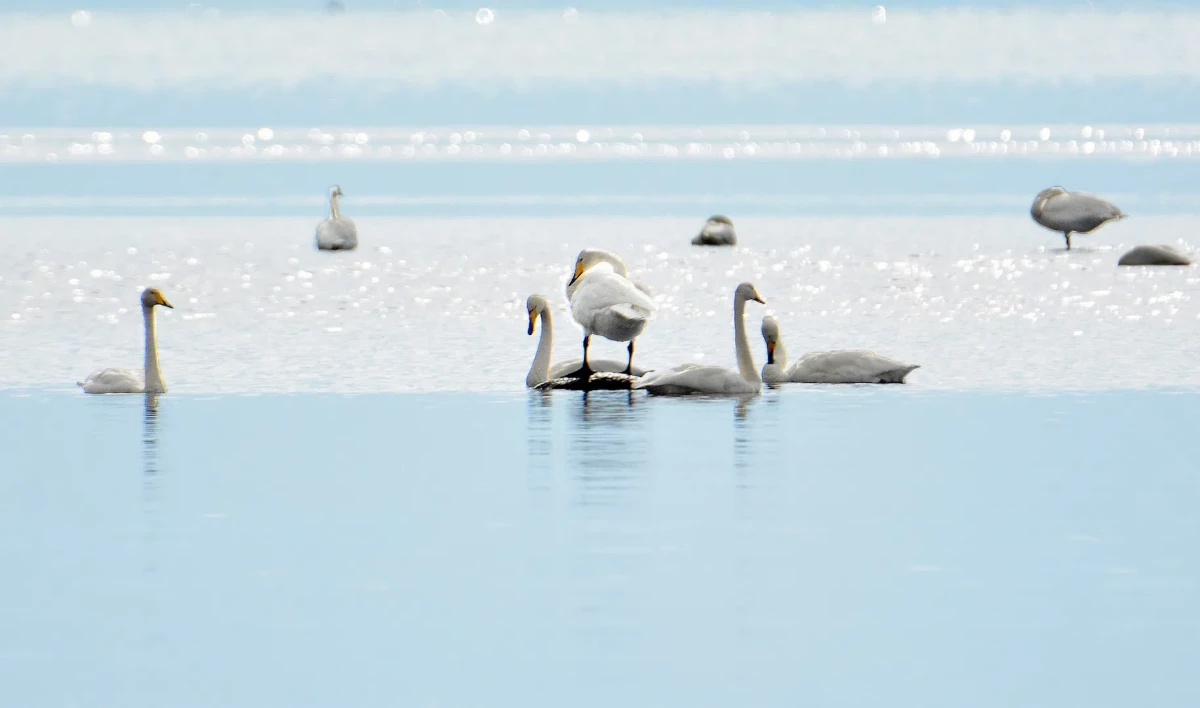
[
  {"xmin": 527, "ymin": 309, "xmax": 538, "ymax": 335},
  {"xmin": 753, "ymin": 293, "xmax": 766, "ymax": 304},
  {"xmin": 159, "ymin": 294, "xmax": 174, "ymax": 309},
  {"xmin": 766, "ymin": 340, "xmax": 776, "ymax": 355},
  {"xmin": 566, "ymin": 259, "xmax": 584, "ymax": 287}
]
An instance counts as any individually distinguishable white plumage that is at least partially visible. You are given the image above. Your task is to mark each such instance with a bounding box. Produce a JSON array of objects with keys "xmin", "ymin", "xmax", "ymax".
[
  {"xmin": 315, "ymin": 185, "xmax": 358, "ymax": 251},
  {"xmin": 635, "ymin": 282, "xmax": 765, "ymax": 395},
  {"xmin": 760, "ymin": 316, "xmax": 919, "ymax": 384},
  {"xmin": 525, "ymin": 294, "xmax": 646, "ymax": 388},
  {"xmin": 78, "ymin": 287, "xmax": 174, "ymax": 394},
  {"xmin": 562, "ymin": 249, "xmax": 656, "ymax": 377}
]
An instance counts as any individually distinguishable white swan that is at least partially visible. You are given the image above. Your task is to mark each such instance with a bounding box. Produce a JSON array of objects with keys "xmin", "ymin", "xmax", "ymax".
[
  {"xmin": 78, "ymin": 287, "xmax": 174, "ymax": 394},
  {"xmin": 563, "ymin": 249, "xmax": 656, "ymax": 378},
  {"xmin": 315, "ymin": 185, "xmax": 358, "ymax": 251},
  {"xmin": 634, "ymin": 282, "xmax": 766, "ymax": 395},
  {"xmin": 760, "ymin": 316, "xmax": 919, "ymax": 384},
  {"xmin": 692, "ymin": 215, "xmax": 737, "ymax": 246},
  {"xmin": 525, "ymin": 294, "xmax": 646, "ymax": 388},
  {"xmin": 1031, "ymin": 186, "xmax": 1125, "ymax": 250}
]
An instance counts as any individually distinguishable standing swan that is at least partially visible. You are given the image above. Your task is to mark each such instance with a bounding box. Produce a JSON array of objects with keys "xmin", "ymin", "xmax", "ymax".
[
  {"xmin": 525, "ymin": 294, "xmax": 646, "ymax": 387},
  {"xmin": 78, "ymin": 287, "xmax": 174, "ymax": 394},
  {"xmin": 1031, "ymin": 186, "xmax": 1125, "ymax": 250},
  {"xmin": 634, "ymin": 282, "xmax": 766, "ymax": 395},
  {"xmin": 565, "ymin": 249, "xmax": 656, "ymax": 378},
  {"xmin": 315, "ymin": 185, "xmax": 358, "ymax": 251},
  {"xmin": 692, "ymin": 215, "xmax": 737, "ymax": 246},
  {"xmin": 760, "ymin": 316, "xmax": 919, "ymax": 384}
]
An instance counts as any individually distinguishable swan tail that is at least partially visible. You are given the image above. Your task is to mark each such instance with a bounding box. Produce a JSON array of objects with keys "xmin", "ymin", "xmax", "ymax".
[{"xmin": 608, "ymin": 303, "xmax": 650, "ymax": 322}]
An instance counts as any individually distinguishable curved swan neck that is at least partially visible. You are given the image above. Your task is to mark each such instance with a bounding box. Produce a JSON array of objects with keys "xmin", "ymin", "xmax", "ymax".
[
  {"xmin": 771, "ymin": 338, "xmax": 788, "ymax": 368},
  {"xmin": 1031, "ymin": 195, "xmax": 1048, "ymax": 219},
  {"xmin": 527, "ymin": 306, "xmax": 554, "ymax": 386},
  {"xmin": 143, "ymin": 305, "xmax": 166, "ymax": 394},
  {"xmin": 330, "ymin": 191, "xmax": 341, "ymax": 219},
  {"xmin": 734, "ymin": 296, "xmax": 760, "ymax": 384}
]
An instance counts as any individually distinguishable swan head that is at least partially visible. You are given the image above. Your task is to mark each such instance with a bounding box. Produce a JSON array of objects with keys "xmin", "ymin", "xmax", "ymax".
[
  {"xmin": 761, "ymin": 315, "xmax": 781, "ymax": 361},
  {"xmin": 330, "ymin": 185, "xmax": 343, "ymax": 198},
  {"xmin": 140, "ymin": 287, "xmax": 173, "ymax": 310},
  {"xmin": 526, "ymin": 294, "xmax": 549, "ymax": 335},
  {"xmin": 1033, "ymin": 185, "xmax": 1067, "ymax": 206},
  {"xmin": 735, "ymin": 282, "xmax": 765, "ymax": 305},
  {"xmin": 568, "ymin": 248, "xmax": 628, "ymax": 286},
  {"xmin": 706, "ymin": 215, "xmax": 733, "ymax": 227}
]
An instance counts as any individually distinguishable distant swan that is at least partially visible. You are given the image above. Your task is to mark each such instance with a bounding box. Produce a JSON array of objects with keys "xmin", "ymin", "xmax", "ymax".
[
  {"xmin": 692, "ymin": 215, "xmax": 737, "ymax": 246},
  {"xmin": 635, "ymin": 282, "xmax": 766, "ymax": 395},
  {"xmin": 564, "ymin": 249, "xmax": 656, "ymax": 378},
  {"xmin": 760, "ymin": 316, "xmax": 919, "ymax": 384},
  {"xmin": 525, "ymin": 294, "xmax": 646, "ymax": 388},
  {"xmin": 78, "ymin": 287, "xmax": 174, "ymax": 394},
  {"xmin": 315, "ymin": 185, "xmax": 358, "ymax": 251},
  {"xmin": 1031, "ymin": 186, "xmax": 1125, "ymax": 250},
  {"xmin": 1118, "ymin": 244, "xmax": 1192, "ymax": 266}
]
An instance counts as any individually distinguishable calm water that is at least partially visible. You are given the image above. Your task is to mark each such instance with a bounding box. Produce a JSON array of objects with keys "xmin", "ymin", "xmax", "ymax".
[{"xmin": 1, "ymin": 389, "xmax": 1197, "ymax": 707}]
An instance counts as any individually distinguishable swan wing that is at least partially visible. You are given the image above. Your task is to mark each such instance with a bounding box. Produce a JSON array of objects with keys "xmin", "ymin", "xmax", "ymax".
[
  {"xmin": 693, "ymin": 223, "xmax": 736, "ymax": 245},
  {"xmin": 79, "ymin": 368, "xmax": 145, "ymax": 394},
  {"xmin": 788, "ymin": 350, "xmax": 919, "ymax": 384},
  {"xmin": 635, "ymin": 364, "xmax": 758, "ymax": 395},
  {"xmin": 316, "ymin": 217, "xmax": 358, "ymax": 250},
  {"xmin": 569, "ymin": 269, "xmax": 657, "ymax": 337},
  {"xmin": 1039, "ymin": 193, "xmax": 1123, "ymax": 233}
]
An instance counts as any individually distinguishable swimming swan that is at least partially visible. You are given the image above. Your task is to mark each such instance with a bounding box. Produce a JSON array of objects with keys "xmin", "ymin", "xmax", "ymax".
[
  {"xmin": 315, "ymin": 185, "xmax": 358, "ymax": 251},
  {"xmin": 564, "ymin": 249, "xmax": 656, "ymax": 378},
  {"xmin": 1031, "ymin": 186, "xmax": 1125, "ymax": 250},
  {"xmin": 760, "ymin": 316, "xmax": 919, "ymax": 384},
  {"xmin": 525, "ymin": 294, "xmax": 646, "ymax": 388},
  {"xmin": 78, "ymin": 287, "xmax": 174, "ymax": 394},
  {"xmin": 692, "ymin": 215, "xmax": 737, "ymax": 246},
  {"xmin": 634, "ymin": 282, "xmax": 766, "ymax": 395}
]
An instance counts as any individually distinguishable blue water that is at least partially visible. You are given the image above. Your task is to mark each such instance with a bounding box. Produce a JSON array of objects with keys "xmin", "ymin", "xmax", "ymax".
[{"xmin": 2, "ymin": 389, "xmax": 1196, "ymax": 707}]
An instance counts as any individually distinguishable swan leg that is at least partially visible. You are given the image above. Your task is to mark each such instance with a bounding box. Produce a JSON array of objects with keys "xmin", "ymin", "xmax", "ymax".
[
  {"xmin": 624, "ymin": 340, "xmax": 636, "ymax": 375},
  {"xmin": 1064, "ymin": 232, "xmax": 1072, "ymax": 250},
  {"xmin": 565, "ymin": 335, "xmax": 594, "ymax": 380}
]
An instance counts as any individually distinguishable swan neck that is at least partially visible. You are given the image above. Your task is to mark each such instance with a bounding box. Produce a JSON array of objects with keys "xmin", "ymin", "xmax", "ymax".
[
  {"xmin": 330, "ymin": 192, "xmax": 341, "ymax": 219},
  {"xmin": 527, "ymin": 307, "xmax": 554, "ymax": 386},
  {"xmin": 734, "ymin": 297, "xmax": 760, "ymax": 384},
  {"xmin": 775, "ymin": 338, "xmax": 788, "ymax": 368},
  {"xmin": 143, "ymin": 305, "xmax": 166, "ymax": 394}
]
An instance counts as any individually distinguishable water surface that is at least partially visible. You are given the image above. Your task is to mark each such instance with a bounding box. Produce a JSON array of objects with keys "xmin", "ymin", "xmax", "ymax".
[{"xmin": 1, "ymin": 389, "xmax": 1196, "ymax": 707}]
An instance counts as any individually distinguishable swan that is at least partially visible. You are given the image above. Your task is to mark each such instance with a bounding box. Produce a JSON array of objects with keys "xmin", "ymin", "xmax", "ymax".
[
  {"xmin": 1118, "ymin": 244, "xmax": 1192, "ymax": 266},
  {"xmin": 315, "ymin": 185, "xmax": 358, "ymax": 251},
  {"xmin": 634, "ymin": 282, "xmax": 766, "ymax": 395},
  {"xmin": 1031, "ymin": 186, "xmax": 1125, "ymax": 250},
  {"xmin": 760, "ymin": 316, "xmax": 919, "ymax": 384},
  {"xmin": 564, "ymin": 249, "xmax": 656, "ymax": 378},
  {"xmin": 525, "ymin": 294, "xmax": 646, "ymax": 388},
  {"xmin": 692, "ymin": 215, "xmax": 737, "ymax": 246},
  {"xmin": 78, "ymin": 287, "xmax": 174, "ymax": 394}
]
